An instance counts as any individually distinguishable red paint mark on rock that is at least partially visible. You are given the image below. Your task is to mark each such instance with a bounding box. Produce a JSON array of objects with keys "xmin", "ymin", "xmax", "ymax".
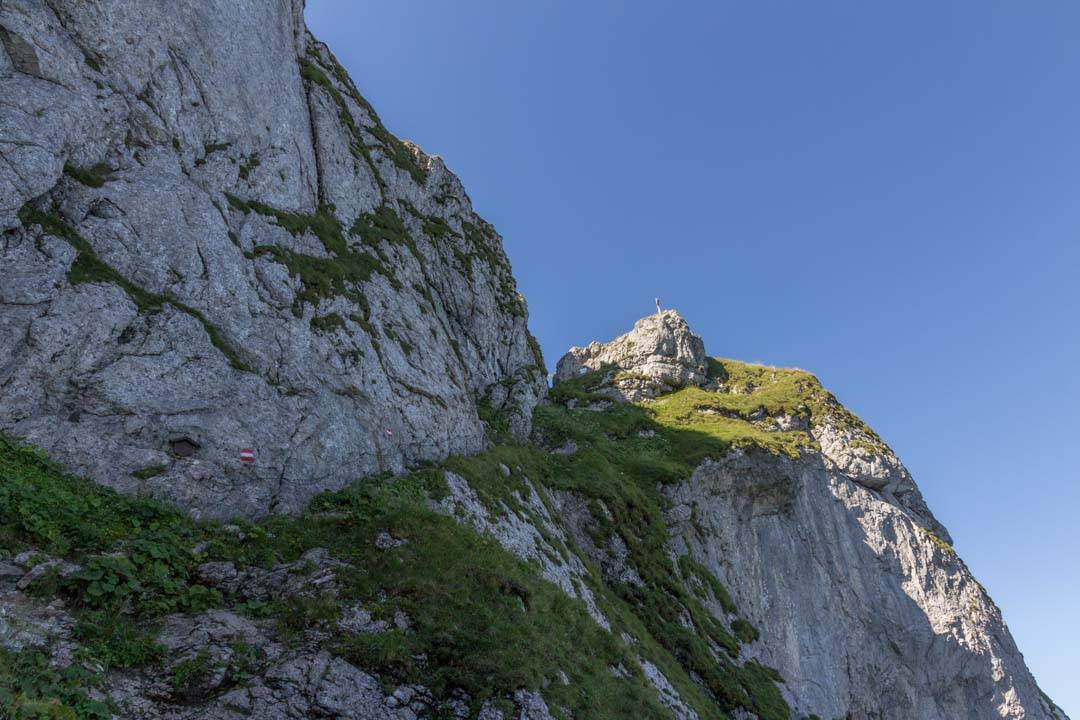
[{"xmin": 240, "ymin": 448, "xmax": 256, "ymax": 463}]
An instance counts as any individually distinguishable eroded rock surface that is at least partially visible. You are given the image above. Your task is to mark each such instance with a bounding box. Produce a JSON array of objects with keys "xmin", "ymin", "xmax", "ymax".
[
  {"xmin": 554, "ymin": 310, "xmax": 706, "ymax": 400},
  {"xmin": 0, "ymin": 0, "xmax": 1070, "ymax": 717},
  {"xmin": 665, "ymin": 448, "xmax": 1067, "ymax": 719},
  {"xmin": 552, "ymin": 311, "xmax": 1068, "ymax": 719},
  {"xmin": 0, "ymin": 548, "xmax": 557, "ymax": 720},
  {"xmin": 0, "ymin": 0, "xmax": 545, "ymax": 518}
]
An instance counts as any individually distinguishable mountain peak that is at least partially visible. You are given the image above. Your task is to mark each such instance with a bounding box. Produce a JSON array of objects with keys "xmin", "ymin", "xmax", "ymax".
[{"xmin": 554, "ymin": 308, "xmax": 706, "ymax": 400}]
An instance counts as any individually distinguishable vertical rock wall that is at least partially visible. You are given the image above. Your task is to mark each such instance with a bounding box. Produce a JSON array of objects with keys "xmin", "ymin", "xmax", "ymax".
[{"xmin": 0, "ymin": 0, "xmax": 545, "ymax": 517}]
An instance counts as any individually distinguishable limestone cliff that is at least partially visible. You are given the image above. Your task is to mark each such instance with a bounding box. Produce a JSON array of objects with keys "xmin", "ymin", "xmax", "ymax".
[
  {"xmin": 553, "ymin": 311, "xmax": 1068, "ymax": 720},
  {"xmin": 0, "ymin": 2, "xmax": 1069, "ymax": 720},
  {"xmin": 0, "ymin": 0, "xmax": 544, "ymax": 518}
]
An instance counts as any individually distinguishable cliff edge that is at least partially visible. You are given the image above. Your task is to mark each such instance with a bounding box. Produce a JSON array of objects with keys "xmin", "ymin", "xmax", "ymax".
[
  {"xmin": 551, "ymin": 310, "xmax": 1067, "ymax": 720},
  {"xmin": 0, "ymin": 0, "xmax": 544, "ymax": 518},
  {"xmin": 0, "ymin": 2, "xmax": 1069, "ymax": 718}
]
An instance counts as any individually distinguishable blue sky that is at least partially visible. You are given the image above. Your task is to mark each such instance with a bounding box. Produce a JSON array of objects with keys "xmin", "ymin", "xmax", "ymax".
[{"xmin": 306, "ymin": 2, "xmax": 1079, "ymax": 712}]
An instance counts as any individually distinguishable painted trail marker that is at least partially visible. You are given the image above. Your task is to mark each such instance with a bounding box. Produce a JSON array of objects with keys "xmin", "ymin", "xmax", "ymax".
[{"xmin": 240, "ymin": 448, "xmax": 256, "ymax": 463}]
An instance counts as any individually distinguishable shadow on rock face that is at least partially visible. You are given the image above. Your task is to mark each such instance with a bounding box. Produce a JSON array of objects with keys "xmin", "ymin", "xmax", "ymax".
[{"xmin": 663, "ymin": 448, "xmax": 1058, "ymax": 720}]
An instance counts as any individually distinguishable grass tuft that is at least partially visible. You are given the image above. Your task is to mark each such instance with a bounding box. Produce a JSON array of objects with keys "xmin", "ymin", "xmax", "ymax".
[
  {"xmin": 17, "ymin": 205, "xmax": 252, "ymax": 373},
  {"xmin": 63, "ymin": 163, "xmax": 112, "ymax": 188}
]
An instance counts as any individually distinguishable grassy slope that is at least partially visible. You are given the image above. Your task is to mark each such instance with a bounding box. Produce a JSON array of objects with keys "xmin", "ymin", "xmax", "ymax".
[{"xmin": 0, "ymin": 358, "xmax": 856, "ymax": 719}]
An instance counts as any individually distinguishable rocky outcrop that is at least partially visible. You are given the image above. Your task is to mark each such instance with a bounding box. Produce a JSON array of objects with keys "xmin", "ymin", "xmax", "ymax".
[
  {"xmin": 665, "ymin": 451, "xmax": 1063, "ymax": 720},
  {"xmin": 554, "ymin": 310, "xmax": 706, "ymax": 400},
  {"xmin": 0, "ymin": 548, "xmax": 557, "ymax": 720},
  {"xmin": 0, "ymin": 0, "xmax": 545, "ymax": 518},
  {"xmin": 0, "ymin": 1, "xmax": 1069, "ymax": 717},
  {"xmin": 553, "ymin": 311, "xmax": 1068, "ymax": 720}
]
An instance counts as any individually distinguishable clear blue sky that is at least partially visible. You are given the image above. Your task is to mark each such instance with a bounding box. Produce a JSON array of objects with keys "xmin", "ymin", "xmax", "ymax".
[{"xmin": 306, "ymin": 2, "xmax": 1079, "ymax": 712}]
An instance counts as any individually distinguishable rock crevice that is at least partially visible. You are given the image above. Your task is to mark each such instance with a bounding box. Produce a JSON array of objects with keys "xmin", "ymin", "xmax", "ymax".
[{"xmin": 0, "ymin": 0, "xmax": 545, "ymax": 518}]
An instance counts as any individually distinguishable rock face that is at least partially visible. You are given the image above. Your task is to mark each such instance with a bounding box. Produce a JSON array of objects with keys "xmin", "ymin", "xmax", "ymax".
[
  {"xmin": 0, "ymin": 2, "xmax": 1070, "ymax": 718},
  {"xmin": 0, "ymin": 546, "xmax": 557, "ymax": 720},
  {"xmin": 0, "ymin": 0, "xmax": 545, "ymax": 517},
  {"xmin": 554, "ymin": 310, "xmax": 706, "ymax": 400},
  {"xmin": 554, "ymin": 312, "xmax": 1068, "ymax": 720},
  {"xmin": 665, "ymin": 452, "xmax": 1063, "ymax": 720}
]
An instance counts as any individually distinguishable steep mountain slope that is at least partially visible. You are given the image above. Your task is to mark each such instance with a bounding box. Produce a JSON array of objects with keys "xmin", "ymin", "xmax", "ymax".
[
  {"xmin": 0, "ymin": 312, "xmax": 1068, "ymax": 719},
  {"xmin": 0, "ymin": 0, "xmax": 544, "ymax": 518},
  {"xmin": 0, "ymin": 2, "xmax": 1069, "ymax": 720},
  {"xmin": 559, "ymin": 311, "xmax": 1068, "ymax": 719}
]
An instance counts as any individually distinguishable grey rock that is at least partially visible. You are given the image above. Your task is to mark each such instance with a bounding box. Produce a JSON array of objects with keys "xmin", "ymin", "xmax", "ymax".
[
  {"xmin": 337, "ymin": 604, "xmax": 389, "ymax": 635},
  {"xmin": 813, "ymin": 418, "xmax": 951, "ymax": 543},
  {"xmin": 640, "ymin": 659, "xmax": 699, "ymax": 720},
  {"xmin": 0, "ymin": 562, "xmax": 23, "ymax": 581},
  {"xmin": 0, "ymin": 0, "xmax": 545, "ymax": 519},
  {"xmin": 548, "ymin": 490, "xmax": 643, "ymax": 587},
  {"xmin": 195, "ymin": 548, "xmax": 346, "ymax": 602},
  {"xmin": 15, "ymin": 557, "xmax": 81, "ymax": 591},
  {"xmin": 550, "ymin": 440, "xmax": 578, "ymax": 456},
  {"xmin": 436, "ymin": 470, "xmax": 610, "ymax": 629},
  {"xmin": 552, "ymin": 311, "xmax": 1068, "ymax": 720},
  {"xmin": 554, "ymin": 309, "xmax": 705, "ymax": 400},
  {"xmin": 0, "ymin": 587, "xmax": 76, "ymax": 654},
  {"xmin": 106, "ymin": 610, "xmax": 424, "ymax": 719},
  {"xmin": 664, "ymin": 447, "xmax": 1064, "ymax": 720},
  {"xmin": 513, "ymin": 690, "xmax": 559, "ymax": 720},
  {"xmin": 375, "ymin": 531, "xmax": 408, "ymax": 550}
]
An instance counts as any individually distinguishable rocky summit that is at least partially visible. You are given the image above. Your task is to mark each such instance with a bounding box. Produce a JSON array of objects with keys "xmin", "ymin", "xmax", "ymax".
[
  {"xmin": 555, "ymin": 310, "xmax": 707, "ymax": 401},
  {"xmin": 0, "ymin": 2, "xmax": 1069, "ymax": 720}
]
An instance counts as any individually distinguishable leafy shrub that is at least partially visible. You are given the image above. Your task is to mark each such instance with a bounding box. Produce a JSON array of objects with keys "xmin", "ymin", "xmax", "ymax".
[{"xmin": 0, "ymin": 649, "xmax": 109, "ymax": 719}]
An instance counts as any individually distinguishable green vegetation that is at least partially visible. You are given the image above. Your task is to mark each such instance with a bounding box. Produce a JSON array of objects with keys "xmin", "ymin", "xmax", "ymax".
[
  {"xmin": 0, "ymin": 648, "xmax": 110, "ymax": 719},
  {"xmin": 566, "ymin": 357, "xmax": 894, "ymax": 461},
  {"xmin": 921, "ymin": 527, "xmax": 956, "ymax": 557},
  {"xmin": 475, "ymin": 396, "xmax": 513, "ymax": 444},
  {"xmin": 647, "ymin": 387, "xmax": 812, "ymax": 458},
  {"xmin": 527, "ymin": 332, "xmax": 547, "ymax": 373},
  {"xmin": 0, "ymin": 434, "xmax": 221, "ymax": 650},
  {"xmin": 731, "ymin": 619, "xmax": 760, "ymax": 644},
  {"xmin": 226, "ymin": 193, "xmax": 392, "ymax": 323},
  {"xmin": 351, "ymin": 206, "xmax": 421, "ymax": 264},
  {"xmin": 299, "ymin": 49, "xmax": 427, "ymax": 188},
  {"xmin": 63, "ymin": 163, "xmax": 112, "ymax": 188},
  {"xmin": 74, "ymin": 611, "xmax": 164, "ymax": 670},
  {"xmin": 311, "ymin": 312, "xmax": 346, "ymax": 334},
  {"xmin": 0, "ymin": 359, "xmax": 813, "ymax": 718},
  {"xmin": 705, "ymin": 358, "xmax": 888, "ymax": 453},
  {"xmin": 530, "ymin": 372, "xmax": 790, "ymax": 719},
  {"xmin": 131, "ymin": 464, "xmax": 169, "ymax": 480},
  {"xmin": 310, "ymin": 475, "xmax": 673, "ymax": 718},
  {"xmin": 238, "ymin": 154, "xmax": 260, "ymax": 181},
  {"xmin": 17, "ymin": 205, "xmax": 252, "ymax": 373},
  {"xmin": 82, "ymin": 54, "xmax": 102, "ymax": 73},
  {"xmin": 0, "ymin": 434, "xmax": 673, "ymax": 718},
  {"xmin": 679, "ymin": 555, "xmax": 737, "ymax": 614},
  {"xmin": 421, "ymin": 214, "xmax": 454, "ymax": 240},
  {"xmin": 169, "ymin": 649, "xmax": 214, "ymax": 700}
]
